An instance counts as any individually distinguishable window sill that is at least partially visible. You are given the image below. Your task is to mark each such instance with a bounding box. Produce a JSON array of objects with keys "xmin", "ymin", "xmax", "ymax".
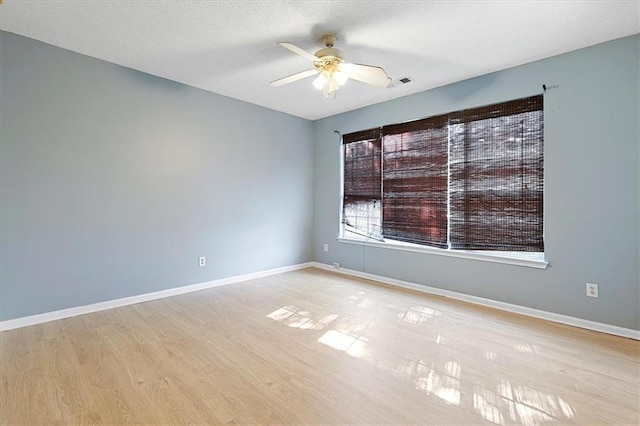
[{"xmin": 336, "ymin": 236, "xmax": 549, "ymax": 270}]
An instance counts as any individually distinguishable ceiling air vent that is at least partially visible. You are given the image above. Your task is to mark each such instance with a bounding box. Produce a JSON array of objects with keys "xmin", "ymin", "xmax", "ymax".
[{"xmin": 389, "ymin": 77, "xmax": 413, "ymax": 88}]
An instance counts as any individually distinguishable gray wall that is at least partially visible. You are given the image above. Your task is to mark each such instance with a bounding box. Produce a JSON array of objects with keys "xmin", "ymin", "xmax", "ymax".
[
  {"xmin": 0, "ymin": 32, "xmax": 314, "ymax": 321},
  {"xmin": 313, "ymin": 35, "xmax": 640, "ymax": 330}
]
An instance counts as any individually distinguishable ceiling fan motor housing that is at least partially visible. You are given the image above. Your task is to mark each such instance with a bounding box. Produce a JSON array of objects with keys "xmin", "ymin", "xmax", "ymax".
[
  {"xmin": 314, "ymin": 47, "xmax": 345, "ymax": 75},
  {"xmin": 315, "ymin": 34, "xmax": 344, "ymax": 63},
  {"xmin": 314, "ymin": 47, "xmax": 345, "ymax": 62}
]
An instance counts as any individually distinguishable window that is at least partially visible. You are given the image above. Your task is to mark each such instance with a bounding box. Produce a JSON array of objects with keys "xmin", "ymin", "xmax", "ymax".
[{"xmin": 341, "ymin": 95, "xmax": 544, "ymax": 254}]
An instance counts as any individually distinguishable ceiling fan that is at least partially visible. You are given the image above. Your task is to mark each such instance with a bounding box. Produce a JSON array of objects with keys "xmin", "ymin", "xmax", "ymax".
[{"xmin": 270, "ymin": 34, "xmax": 391, "ymax": 99}]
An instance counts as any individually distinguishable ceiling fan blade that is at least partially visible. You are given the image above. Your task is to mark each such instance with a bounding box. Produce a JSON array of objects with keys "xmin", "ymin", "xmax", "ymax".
[
  {"xmin": 277, "ymin": 42, "xmax": 319, "ymax": 62},
  {"xmin": 270, "ymin": 69, "xmax": 319, "ymax": 87},
  {"xmin": 339, "ymin": 63, "xmax": 391, "ymax": 88}
]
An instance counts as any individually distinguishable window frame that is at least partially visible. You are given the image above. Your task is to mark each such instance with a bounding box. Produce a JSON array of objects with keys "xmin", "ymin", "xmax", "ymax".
[{"xmin": 338, "ymin": 96, "xmax": 548, "ymax": 270}]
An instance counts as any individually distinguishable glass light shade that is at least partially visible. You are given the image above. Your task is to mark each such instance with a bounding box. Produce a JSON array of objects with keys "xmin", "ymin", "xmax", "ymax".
[
  {"xmin": 312, "ymin": 73, "xmax": 327, "ymax": 90},
  {"xmin": 328, "ymin": 77, "xmax": 340, "ymax": 93},
  {"xmin": 334, "ymin": 71, "xmax": 348, "ymax": 86}
]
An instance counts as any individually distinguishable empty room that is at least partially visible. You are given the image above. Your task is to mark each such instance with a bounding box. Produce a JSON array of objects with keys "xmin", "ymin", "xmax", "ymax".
[{"xmin": 1, "ymin": 1, "xmax": 639, "ymax": 424}]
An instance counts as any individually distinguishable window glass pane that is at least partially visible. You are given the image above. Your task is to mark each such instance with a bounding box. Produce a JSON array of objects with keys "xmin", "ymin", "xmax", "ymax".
[
  {"xmin": 342, "ymin": 131, "xmax": 382, "ymax": 239},
  {"xmin": 449, "ymin": 104, "xmax": 544, "ymax": 252},
  {"xmin": 382, "ymin": 124, "xmax": 448, "ymax": 248}
]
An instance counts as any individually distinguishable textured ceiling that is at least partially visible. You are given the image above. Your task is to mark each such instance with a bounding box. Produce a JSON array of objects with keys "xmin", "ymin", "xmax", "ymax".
[{"xmin": 1, "ymin": 1, "xmax": 638, "ymax": 120}]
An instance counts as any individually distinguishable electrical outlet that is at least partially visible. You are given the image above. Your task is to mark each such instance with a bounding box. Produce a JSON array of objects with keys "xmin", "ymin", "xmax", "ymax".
[
  {"xmin": 333, "ymin": 262, "xmax": 341, "ymax": 269},
  {"xmin": 323, "ymin": 244, "xmax": 329, "ymax": 252},
  {"xmin": 586, "ymin": 283, "xmax": 598, "ymax": 298},
  {"xmin": 199, "ymin": 256, "xmax": 206, "ymax": 267}
]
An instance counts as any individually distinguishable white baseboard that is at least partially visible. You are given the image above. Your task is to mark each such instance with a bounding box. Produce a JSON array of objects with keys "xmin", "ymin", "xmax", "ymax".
[
  {"xmin": 0, "ymin": 262, "xmax": 314, "ymax": 332},
  {"xmin": 5, "ymin": 261, "xmax": 638, "ymax": 340},
  {"xmin": 310, "ymin": 262, "xmax": 640, "ymax": 341}
]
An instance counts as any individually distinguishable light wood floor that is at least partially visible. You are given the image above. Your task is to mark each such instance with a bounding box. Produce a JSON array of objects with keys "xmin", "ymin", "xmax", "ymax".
[{"xmin": 1, "ymin": 268, "xmax": 639, "ymax": 425}]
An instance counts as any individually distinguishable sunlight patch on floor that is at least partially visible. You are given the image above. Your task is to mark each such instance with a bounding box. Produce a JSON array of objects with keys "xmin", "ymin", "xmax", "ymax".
[
  {"xmin": 398, "ymin": 306, "xmax": 441, "ymax": 324},
  {"xmin": 267, "ymin": 306, "xmax": 338, "ymax": 330}
]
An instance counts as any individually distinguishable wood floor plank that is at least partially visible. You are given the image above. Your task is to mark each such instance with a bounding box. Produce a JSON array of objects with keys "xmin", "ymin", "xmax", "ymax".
[{"xmin": 1, "ymin": 267, "xmax": 638, "ymax": 425}]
